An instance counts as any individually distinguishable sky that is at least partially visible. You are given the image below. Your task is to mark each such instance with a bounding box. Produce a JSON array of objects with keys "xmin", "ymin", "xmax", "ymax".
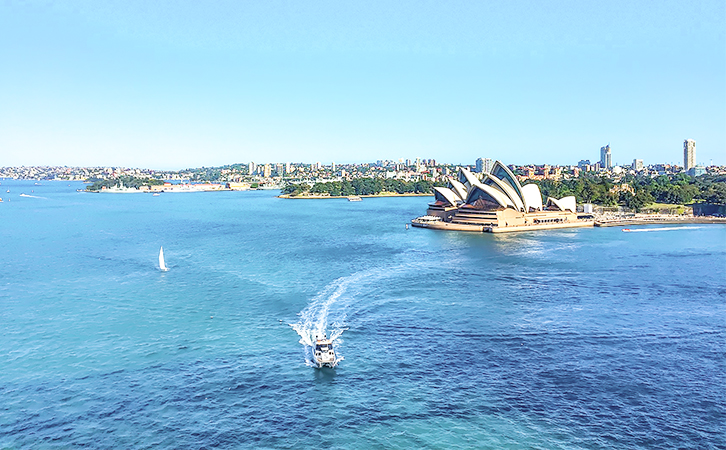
[{"xmin": 1, "ymin": 1, "xmax": 724, "ymax": 170}]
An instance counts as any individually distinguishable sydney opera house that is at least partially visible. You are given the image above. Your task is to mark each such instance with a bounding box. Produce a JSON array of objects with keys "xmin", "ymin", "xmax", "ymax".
[{"xmin": 412, "ymin": 161, "xmax": 594, "ymax": 233}]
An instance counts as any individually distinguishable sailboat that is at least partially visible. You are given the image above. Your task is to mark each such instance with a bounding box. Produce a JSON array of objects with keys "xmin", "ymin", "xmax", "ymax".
[{"xmin": 159, "ymin": 246, "xmax": 169, "ymax": 271}]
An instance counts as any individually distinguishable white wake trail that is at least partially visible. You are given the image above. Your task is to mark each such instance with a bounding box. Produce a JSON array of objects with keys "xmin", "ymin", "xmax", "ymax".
[
  {"xmin": 290, "ymin": 259, "xmax": 432, "ymax": 367},
  {"xmin": 626, "ymin": 226, "xmax": 703, "ymax": 232},
  {"xmin": 290, "ymin": 274, "xmax": 362, "ymax": 349},
  {"xmin": 19, "ymin": 194, "xmax": 48, "ymax": 199}
]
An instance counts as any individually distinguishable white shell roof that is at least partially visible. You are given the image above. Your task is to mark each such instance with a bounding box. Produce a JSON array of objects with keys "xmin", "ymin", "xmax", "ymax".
[
  {"xmin": 433, "ymin": 187, "xmax": 461, "ymax": 206},
  {"xmin": 448, "ymin": 178, "xmax": 468, "ymax": 201},
  {"xmin": 490, "ymin": 161, "xmax": 525, "ymax": 204},
  {"xmin": 483, "ymin": 173, "xmax": 525, "ymax": 212},
  {"xmin": 546, "ymin": 196, "xmax": 576, "ymax": 212},
  {"xmin": 459, "ymin": 168, "xmax": 480, "ymax": 189},
  {"xmin": 466, "ymin": 181, "xmax": 515, "ymax": 209},
  {"xmin": 521, "ymin": 184, "xmax": 543, "ymax": 211}
]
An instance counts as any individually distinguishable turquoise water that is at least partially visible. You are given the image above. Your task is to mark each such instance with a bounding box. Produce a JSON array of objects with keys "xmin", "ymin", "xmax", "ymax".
[{"xmin": 1, "ymin": 180, "xmax": 725, "ymax": 449}]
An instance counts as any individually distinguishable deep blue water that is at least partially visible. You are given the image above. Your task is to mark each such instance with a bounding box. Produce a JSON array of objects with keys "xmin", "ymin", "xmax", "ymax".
[{"xmin": 1, "ymin": 180, "xmax": 724, "ymax": 449}]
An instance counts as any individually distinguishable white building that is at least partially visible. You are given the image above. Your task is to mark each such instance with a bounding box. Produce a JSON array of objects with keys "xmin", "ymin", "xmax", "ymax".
[
  {"xmin": 600, "ymin": 145, "xmax": 612, "ymax": 169},
  {"xmin": 684, "ymin": 139, "xmax": 696, "ymax": 171},
  {"xmin": 419, "ymin": 162, "xmax": 590, "ymax": 233},
  {"xmin": 475, "ymin": 158, "xmax": 493, "ymax": 173}
]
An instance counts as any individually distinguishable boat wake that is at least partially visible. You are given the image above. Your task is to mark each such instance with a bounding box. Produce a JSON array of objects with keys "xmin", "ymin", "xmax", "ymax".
[
  {"xmin": 19, "ymin": 194, "xmax": 48, "ymax": 199},
  {"xmin": 290, "ymin": 258, "xmax": 432, "ymax": 368},
  {"xmin": 290, "ymin": 274, "xmax": 361, "ymax": 367},
  {"xmin": 625, "ymin": 226, "xmax": 703, "ymax": 232}
]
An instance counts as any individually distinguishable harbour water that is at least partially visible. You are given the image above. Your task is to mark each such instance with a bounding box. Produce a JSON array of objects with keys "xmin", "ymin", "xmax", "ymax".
[{"xmin": 1, "ymin": 180, "xmax": 724, "ymax": 449}]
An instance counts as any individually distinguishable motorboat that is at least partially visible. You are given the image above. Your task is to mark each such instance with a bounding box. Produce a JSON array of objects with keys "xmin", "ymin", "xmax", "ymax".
[
  {"xmin": 622, "ymin": 228, "xmax": 631, "ymax": 232},
  {"xmin": 313, "ymin": 333, "xmax": 338, "ymax": 368}
]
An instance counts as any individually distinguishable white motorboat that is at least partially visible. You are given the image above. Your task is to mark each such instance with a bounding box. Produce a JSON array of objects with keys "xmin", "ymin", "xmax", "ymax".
[{"xmin": 313, "ymin": 333, "xmax": 338, "ymax": 368}]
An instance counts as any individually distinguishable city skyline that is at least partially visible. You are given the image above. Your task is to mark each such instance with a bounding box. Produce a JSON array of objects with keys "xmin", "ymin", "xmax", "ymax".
[
  {"xmin": 1, "ymin": 140, "xmax": 714, "ymax": 173},
  {"xmin": 1, "ymin": 1, "xmax": 724, "ymax": 169}
]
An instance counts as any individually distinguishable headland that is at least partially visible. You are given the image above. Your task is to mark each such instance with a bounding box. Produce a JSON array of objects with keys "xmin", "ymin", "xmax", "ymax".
[{"xmin": 411, "ymin": 161, "xmax": 726, "ymax": 233}]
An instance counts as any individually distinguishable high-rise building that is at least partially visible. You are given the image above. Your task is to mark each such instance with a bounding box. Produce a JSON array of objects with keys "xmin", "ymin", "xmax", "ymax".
[
  {"xmin": 331, "ymin": 161, "xmax": 336, "ymax": 172},
  {"xmin": 632, "ymin": 159, "xmax": 644, "ymax": 171},
  {"xmin": 476, "ymin": 158, "xmax": 493, "ymax": 173},
  {"xmin": 684, "ymin": 139, "xmax": 696, "ymax": 171},
  {"xmin": 263, "ymin": 164, "xmax": 271, "ymax": 178},
  {"xmin": 285, "ymin": 162, "xmax": 291, "ymax": 175},
  {"xmin": 600, "ymin": 145, "xmax": 612, "ymax": 169},
  {"xmin": 249, "ymin": 161, "xmax": 257, "ymax": 175}
]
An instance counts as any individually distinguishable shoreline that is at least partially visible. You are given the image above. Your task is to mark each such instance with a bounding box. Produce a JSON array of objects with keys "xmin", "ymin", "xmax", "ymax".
[
  {"xmin": 278, "ymin": 193, "xmax": 433, "ymax": 199},
  {"xmin": 594, "ymin": 216, "xmax": 726, "ymax": 227},
  {"xmin": 412, "ymin": 214, "xmax": 726, "ymax": 234}
]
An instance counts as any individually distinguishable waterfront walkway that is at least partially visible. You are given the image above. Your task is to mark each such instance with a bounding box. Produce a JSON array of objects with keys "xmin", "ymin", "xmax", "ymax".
[{"xmin": 594, "ymin": 214, "xmax": 726, "ymax": 227}]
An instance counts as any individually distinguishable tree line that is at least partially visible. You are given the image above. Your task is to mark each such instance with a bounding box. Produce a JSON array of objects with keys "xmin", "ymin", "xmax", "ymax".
[
  {"xmin": 282, "ymin": 179, "xmax": 442, "ymax": 197},
  {"xmin": 528, "ymin": 173, "xmax": 726, "ymax": 211},
  {"xmin": 86, "ymin": 176, "xmax": 164, "ymax": 191}
]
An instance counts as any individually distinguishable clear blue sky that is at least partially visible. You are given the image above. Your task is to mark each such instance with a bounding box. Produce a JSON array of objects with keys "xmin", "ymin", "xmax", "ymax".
[{"xmin": 1, "ymin": 1, "xmax": 724, "ymax": 170}]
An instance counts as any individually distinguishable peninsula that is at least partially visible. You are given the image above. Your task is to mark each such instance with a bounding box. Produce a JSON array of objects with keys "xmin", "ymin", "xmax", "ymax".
[
  {"xmin": 278, "ymin": 192, "xmax": 431, "ymax": 199},
  {"xmin": 412, "ymin": 161, "xmax": 726, "ymax": 233},
  {"xmin": 279, "ymin": 179, "xmax": 440, "ymax": 198}
]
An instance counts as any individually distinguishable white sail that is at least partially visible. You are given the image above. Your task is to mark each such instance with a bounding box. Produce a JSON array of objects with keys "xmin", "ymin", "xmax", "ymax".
[{"xmin": 159, "ymin": 246, "xmax": 168, "ymax": 271}]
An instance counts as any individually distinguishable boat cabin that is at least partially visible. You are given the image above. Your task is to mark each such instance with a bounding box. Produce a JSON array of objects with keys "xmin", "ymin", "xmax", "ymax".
[{"xmin": 314, "ymin": 335, "xmax": 337, "ymax": 367}]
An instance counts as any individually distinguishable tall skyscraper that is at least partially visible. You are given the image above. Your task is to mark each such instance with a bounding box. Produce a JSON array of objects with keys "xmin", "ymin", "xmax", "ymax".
[
  {"xmin": 475, "ymin": 158, "xmax": 484, "ymax": 173},
  {"xmin": 600, "ymin": 145, "xmax": 612, "ymax": 169},
  {"xmin": 684, "ymin": 139, "xmax": 696, "ymax": 171},
  {"xmin": 632, "ymin": 159, "xmax": 644, "ymax": 171},
  {"xmin": 263, "ymin": 164, "xmax": 271, "ymax": 178},
  {"xmin": 249, "ymin": 161, "xmax": 256, "ymax": 175}
]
